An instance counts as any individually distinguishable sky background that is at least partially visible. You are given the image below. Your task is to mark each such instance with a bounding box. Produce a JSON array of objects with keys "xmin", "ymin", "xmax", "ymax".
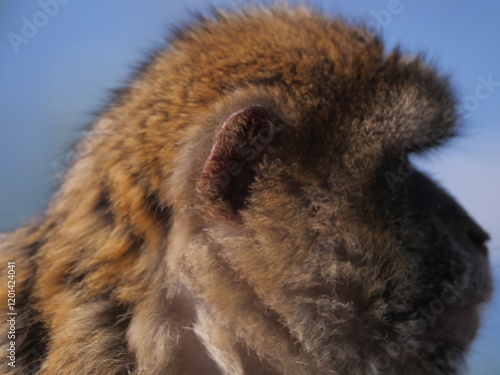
[{"xmin": 0, "ymin": 0, "xmax": 499, "ymax": 373}]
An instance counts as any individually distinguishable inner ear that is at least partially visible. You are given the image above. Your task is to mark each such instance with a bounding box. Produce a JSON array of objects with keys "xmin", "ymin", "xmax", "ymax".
[{"xmin": 198, "ymin": 105, "xmax": 284, "ymax": 216}]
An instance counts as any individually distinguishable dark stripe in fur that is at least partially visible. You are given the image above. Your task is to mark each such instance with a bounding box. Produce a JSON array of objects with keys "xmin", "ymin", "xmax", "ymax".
[
  {"xmin": 95, "ymin": 189, "xmax": 116, "ymax": 226},
  {"xmin": 145, "ymin": 192, "xmax": 172, "ymax": 229}
]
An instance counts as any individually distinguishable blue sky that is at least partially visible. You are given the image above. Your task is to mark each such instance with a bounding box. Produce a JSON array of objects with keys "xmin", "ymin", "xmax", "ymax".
[{"xmin": 1, "ymin": 1, "xmax": 499, "ymax": 373}]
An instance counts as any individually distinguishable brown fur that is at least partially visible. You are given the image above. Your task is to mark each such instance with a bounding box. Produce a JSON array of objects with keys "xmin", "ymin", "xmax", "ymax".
[{"xmin": 0, "ymin": 5, "xmax": 492, "ymax": 375}]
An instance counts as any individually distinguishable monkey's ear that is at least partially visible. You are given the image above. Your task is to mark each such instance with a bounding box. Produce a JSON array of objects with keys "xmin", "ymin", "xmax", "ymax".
[{"xmin": 198, "ymin": 106, "xmax": 284, "ymax": 216}]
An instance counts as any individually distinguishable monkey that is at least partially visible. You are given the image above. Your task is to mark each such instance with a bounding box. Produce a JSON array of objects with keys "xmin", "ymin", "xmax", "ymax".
[{"xmin": 0, "ymin": 5, "xmax": 493, "ymax": 375}]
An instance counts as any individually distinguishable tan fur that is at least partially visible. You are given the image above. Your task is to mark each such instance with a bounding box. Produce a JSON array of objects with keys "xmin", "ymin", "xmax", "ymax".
[{"xmin": 0, "ymin": 5, "xmax": 492, "ymax": 375}]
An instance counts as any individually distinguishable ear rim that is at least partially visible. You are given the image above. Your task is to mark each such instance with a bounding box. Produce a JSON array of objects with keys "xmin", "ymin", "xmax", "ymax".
[{"xmin": 197, "ymin": 105, "xmax": 285, "ymax": 218}]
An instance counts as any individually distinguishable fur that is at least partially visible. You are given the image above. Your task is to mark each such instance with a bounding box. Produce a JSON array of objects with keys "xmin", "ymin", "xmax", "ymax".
[{"xmin": 0, "ymin": 5, "xmax": 492, "ymax": 375}]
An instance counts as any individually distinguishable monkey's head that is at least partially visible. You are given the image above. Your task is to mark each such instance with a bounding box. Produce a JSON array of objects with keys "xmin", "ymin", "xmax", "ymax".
[{"xmin": 129, "ymin": 7, "xmax": 492, "ymax": 374}]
